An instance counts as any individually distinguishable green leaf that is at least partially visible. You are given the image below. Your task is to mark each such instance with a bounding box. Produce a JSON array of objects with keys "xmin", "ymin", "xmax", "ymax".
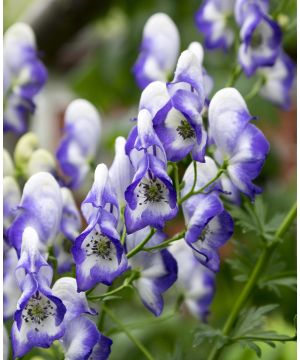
[{"xmin": 193, "ymin": 323, "xmax": 228, "ymax": 349}]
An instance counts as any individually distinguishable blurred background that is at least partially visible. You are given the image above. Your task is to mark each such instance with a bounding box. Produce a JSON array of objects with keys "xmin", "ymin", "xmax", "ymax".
[{"xmin": 4, "ymin": 0, "xmax": 296, "ymax": 359}]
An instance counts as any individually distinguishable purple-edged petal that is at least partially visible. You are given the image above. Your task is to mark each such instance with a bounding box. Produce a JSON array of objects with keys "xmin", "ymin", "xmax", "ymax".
[
  {"xmin": 87, "ymin": 333, "xmax": 112, "ymax": 360},
  {"xmin": 3, "ymin": 176, "xmax": 21, "ymax": 237},
  {"xmin": 61, "ymin": 187, "xmax": 81, "ymax": 241}
]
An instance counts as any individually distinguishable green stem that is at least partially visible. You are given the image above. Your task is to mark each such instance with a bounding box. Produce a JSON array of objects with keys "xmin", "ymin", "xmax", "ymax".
[
  {"xmin": 126, "ymin": 228, "xmax": 156, "ymax": 259},
  {"xmin": 88, "ymin": 284, "xmax": 129, "ymax": 301},
  {"xmin": 179, "ymin": 168, "xmax": 224, "ymax": 204},
  {"xmin": 245, "ymin": 76, "xmax": 266, "ymax": 101},
  {"xmin": 144, "ymin": 230, "xmax": 186, "ymax": 251},
  {"xmin": 102, "ymin": 304, "xmax": 155, "ymax": 360},
  {"xmin": 231, "ymin": 334, "xmax": 297, "ymax": 342},
  {"xmin": 207, "ymin": 202, "xmax": 297, "ymax": 360},
  {"xmin": 173, "ymin": 163, "xmax": 180, "ymax": 201},
  {"xmin": 226, "ymin": 65, "xmax": 242, "ymax": 87}
]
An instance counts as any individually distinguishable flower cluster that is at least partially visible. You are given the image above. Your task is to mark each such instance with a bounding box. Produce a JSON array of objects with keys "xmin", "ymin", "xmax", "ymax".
[
  {"xmin": 3, "ymin": 12, "xmax": 275, "ymax": 359},
  {"xmin": 195, "ymin": 0, "xmax": 295, "ymax": 108}
]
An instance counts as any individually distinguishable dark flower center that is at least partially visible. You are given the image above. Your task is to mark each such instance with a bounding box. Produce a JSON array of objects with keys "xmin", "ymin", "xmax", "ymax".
[
  {"xmin": 22, "ymin": 292, "xmax": 55, "ymax": 332},
  {"xmin": 85, "ymin": 231, "xmax": 113, "ymax": 261},
  {"xmin": 251, "ymin": 32, "xmax": 263, "ymax": 49},
  {"xmin": 138, "ymin": 178, "xmax": 166, "ymax": 204},
  {"xmin": 199, "ymin": 226, "xmax": 212, "ymax": 242},
  {"xmin": 176, "ymin": 119, "xmax": 195, "ymax": 140}
]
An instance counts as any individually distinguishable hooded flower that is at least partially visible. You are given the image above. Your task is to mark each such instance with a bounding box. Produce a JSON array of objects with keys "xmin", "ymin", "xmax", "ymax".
[
  {"xmin": 139, "ymin": 50, "xmax": 207, "ymax": 162},
  {"xmin": 133, "ymin": 13, "xmax": 180, "ymax": 89},
  {"xmin": 170, "ymin": 240, "xmax": 215, "ymax": 320},
  {"xmin": 56, "ymin": 99, "xmax": 102, "ymax": 189},
  {"xmin": 238, "ymin": 3, "xmax": 281, "ymax": 76},
  {"xmin": 4, "ymin": 22, "xmax": 47, "ymax": 133},
  {"xmin": 181, "ymin": 157, "xmax": 233, "ymax": 272},
  {"xmin": 52, "ymin": 277, "xmax": 112, "ymax": 360},
  {"xmin": 73, "ymin": 164, "xmax": 127, "ymax": 291},
  {"xmin": 126, "ymin": 227, "xmax": 177, "ymax": 316},
  {"xmin": 195, "ymin": 0, "xmax": 235, "ymax": 51},
  {"xmin": 8, "ymin": 172, "xmax": 63, "ymax": 255},
  {"xmin": 259, "ymin": 50, "xmax": 296, "ymax": 110},
  {"xmin": 234, "ymin": 0, "xmax": 269, "ymax": 26},
  {"xmin": 125, "ymin": 109, "xmax": 178, "ymax": 233},
  {"xmin": 209, "ymin": 88, "xmax": 270, "ymax": 200}
]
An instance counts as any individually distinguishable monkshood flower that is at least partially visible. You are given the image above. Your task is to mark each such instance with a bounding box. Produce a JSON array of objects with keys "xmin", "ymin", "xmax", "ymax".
[
  {"xmin": 8, "ymin": 172, "xmax": 63, "ymax": 255},
  {"xmin": 11, "ymin": 273, "xmax": 66, "ymax": 358},
  {"xmin": 238, "ymin": 3, "xmax": 281, "ymax": 76},
  {"xmin": 209, "ymin": 88, "xmax": 270, "ymax": 200},
  {"xmin": 4, "ymin": 22, "xmax": 47, "ymax": 133},
  {"xmin": 126, "ymin": 227, "xmax": 177, "ymax": 316},
  {"xmin": 234, "ymin": 0, "xmax": 269, "ymax": 26},
  {"xmin": 170, "ymin": 240, "xmax": 215, "ymax": 320},
  {"xmin": 195, "ymin": 0, "xmax": 235, "ymax": 51},
  {"xmin": 73, "ymin": 164, "xmax": 127, "ymax": 291},
  {"xmin": 125, "ymin": 109, "xmax": 178, "ymax": 233},
  {"xmin": 259, "ymin": 50, "xmax": 296, "ymax": 110},
  {"xmin": 52, "ymin": 277, "xmax": 112, "ymax": 360},
  {"xmin": 4, "ymin": 248, "xmax": 21, "ymax": 319},
  {"xmin": 139, "ymin": 50, "xmax": 207, "ymax": 162},
  {"xmin": 56, "ymin": 99, "xmax": 102, "ymax": 189},
  {"xmin": 181, "ymin": 157, "xmax": 233, "ymax": 272},
  {"xmin": 133, "ymin": 13, "xmax": 180, "ymax": 89},
  {"xmin": 3, "ymin": 176, "xmax": 21, "ymax": 240}
]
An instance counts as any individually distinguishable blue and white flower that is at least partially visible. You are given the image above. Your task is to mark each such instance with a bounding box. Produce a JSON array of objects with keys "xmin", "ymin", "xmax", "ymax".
[
  {"xmin": 52, "ymin": 277, "xmax": 112, "ymax": 360},
  {"xmin": 73, "ymin": 164, "xmax": 127, "ymax": 291},
  {"xmin": 234, "ymin": 0, "xmax": 269, "ymax": 26},
  {"xmin": 238, "ymin": 3, "xmax": 281, "ymax": 76},
  {"xmin": 11, "ymin": 271, "xmax": 66, "ymax": 358},
  {"xmin": 125, "ymin": 109, "xmax": 178, "ymax": 233},
  {"xmin": 259, "ymin": 50, "xmax": 296, "ymax": 110},
  {"xmin": 209, "ymin": 88, "xmax": 270, "ymax": 200},
  {"xmin": 170, "ymin": 240, "xmax": 215, "ymax": 320},
  {"xmin": 181, "ymin": 157, "xmax": 233, "ymax": 272},
  {"xmin": 126, "ymin": 227, "xmax": 177, "ymax": 316},
  {"xmin": 56, "ymin": 99, "xmax": 102, "ymax": 189},
  {"xmin": 139, "ymin": 50, "xmax": 207, "ymax": 162},
  {"xmin": 195, "ymin": 0, "xmax": 235, "ymax": 51},
  {"xmin": 4, "ymin": 23, "xmax": 47, "ymax": 133},
  {"xmin": 133, "ymin": 13, "xmax": 180, "ymax": 89},
  {"xmin": 8, "ymin": 172, "xmax": 63, "ymax": 255}
]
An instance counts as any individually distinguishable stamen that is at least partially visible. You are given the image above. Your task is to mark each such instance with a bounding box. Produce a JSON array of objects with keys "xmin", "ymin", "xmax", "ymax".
[
  {"xmin": 85, "ymin": 230, "xmax": 113, "ymax": 261},
  {"xmin": 176, "ymin": 119, "xmax": 195, "ymax": 140}
]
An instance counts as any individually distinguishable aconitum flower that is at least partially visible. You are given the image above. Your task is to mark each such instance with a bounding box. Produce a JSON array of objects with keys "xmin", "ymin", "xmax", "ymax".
[
  {"xmin": 4, "ymin": 23, "xmax": 47, "ymax": 133},
  {"xmin": 56, "ymin": 99, "xmax": 102, "ymax": 189},
  {"xmin": 8, "ymin": 172, "xmax": 63, "ymax": 255},
  {"xmin": 125, "ymin": 109, "xmax": 178, "ymax": 233},
  {"xmin": 126, "ymin": 227, "xmax": 177, "ymax": 316},
  {"xmin": 195, "ymin": 0, "xmax": 235, "ymax": 51},
  {"xmin": 259, "ymin": 50, "xmax": 296, "ymax": 110},
  {"xmin": 170, "ymin": 240, "xmax": 215, "ymax": 320},
  {"xmin": 238, "ymin": 3, "xmax": 281, "ymax": 76},
  {"xmin": 139, "ymin": 50, "xmax": 206, "ymax": 162},
  {"xmin": 73, "ymin": 164, "xmax": 127, "ymax": 291},
  {"xmin": 52, "ymin": 277, "xmax": 112, "ymax": 360},
  {"xmin": 11, "ymin": 273, "xmax": 66, "ymax": 358},
  {"xmin": 181, "ymin": 157, "xmax": 233, "ymax": 272},
  {"xmin": 133, "ymin": 13, "xmax": 180, "ymax": 89},
  {"xmin": 209, "ymin": 88, "xmax": 270, "ymax": 200}
]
